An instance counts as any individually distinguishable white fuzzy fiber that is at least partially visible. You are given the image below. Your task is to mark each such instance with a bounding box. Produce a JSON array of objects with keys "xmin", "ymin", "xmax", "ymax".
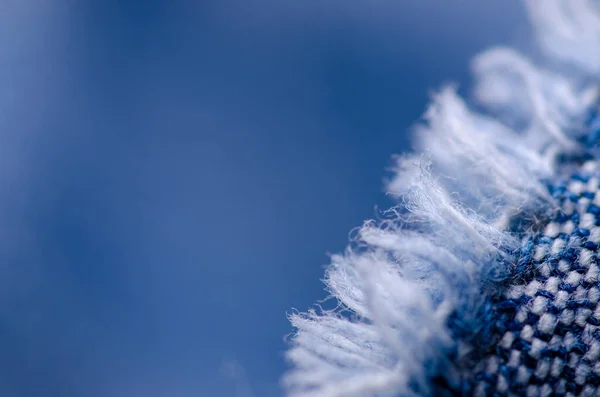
[{"xmin": 283, "ymin": 2, "xmax": 600, "ymax": 396}]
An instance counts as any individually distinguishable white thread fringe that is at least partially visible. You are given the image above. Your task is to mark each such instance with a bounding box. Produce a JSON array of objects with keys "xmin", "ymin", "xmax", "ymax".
[{"xmin": 283, "ymin": 2, "xmax": 600, "ymax": 396}]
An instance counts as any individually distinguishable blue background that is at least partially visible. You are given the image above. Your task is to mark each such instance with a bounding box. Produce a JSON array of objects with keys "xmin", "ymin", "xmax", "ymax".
[{"xmin": 0, "ymin": 1, "xmax": 528, "ymax": 396}]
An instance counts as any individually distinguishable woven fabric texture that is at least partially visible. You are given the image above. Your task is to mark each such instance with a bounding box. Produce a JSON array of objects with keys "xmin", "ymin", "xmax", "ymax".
[
  {"xmin": 443, "ymin": 114, "xmax": 600, "ymax": 397},
  {"xmin": 283, "ymin": 2, "xmax": 600, "ymax": 396}
]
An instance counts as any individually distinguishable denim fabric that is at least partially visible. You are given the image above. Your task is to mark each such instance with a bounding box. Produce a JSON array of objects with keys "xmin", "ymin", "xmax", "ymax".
[
  {"xmin": 433, "ymin": 113, "xmax": 600, "ymax": 397},
  {"xmin": 283, "ymin": 3, "xmax": 600, "ymax": 396}
]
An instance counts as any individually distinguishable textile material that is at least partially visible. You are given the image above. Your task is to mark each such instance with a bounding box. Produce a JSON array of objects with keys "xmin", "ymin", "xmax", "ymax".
[
  {"xmin": 283, "ymin": 2, "xmax": 600, "ymax": 396},
  {"xmin": 451, "ymin": 116, "xmax": 600, "ymax": 397}
]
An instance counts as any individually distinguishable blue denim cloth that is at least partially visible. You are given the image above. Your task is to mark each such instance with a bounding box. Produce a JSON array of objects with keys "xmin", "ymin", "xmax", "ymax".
[
  {"xmin": 437, "ymin": 113, "xmax": 600, "ymax": 396},
  {"xmin": 283, "ymin": 2, "xmax": 600, "ymax": 396}
]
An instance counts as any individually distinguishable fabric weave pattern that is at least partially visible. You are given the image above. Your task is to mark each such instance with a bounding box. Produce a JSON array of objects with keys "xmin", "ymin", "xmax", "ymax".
[
  {"xmin": 283, "ymin": 2, "xmax": 600, "ymax": 396},
  {"xmin": 459, "ymin": 159, "xmax": 600, "ymax": 396}
]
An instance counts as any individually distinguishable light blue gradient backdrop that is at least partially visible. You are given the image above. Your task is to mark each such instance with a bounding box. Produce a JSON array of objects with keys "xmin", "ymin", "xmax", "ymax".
[{"xmin": 0, "ymin": 2, "xmax": 527, "ymax": 396}]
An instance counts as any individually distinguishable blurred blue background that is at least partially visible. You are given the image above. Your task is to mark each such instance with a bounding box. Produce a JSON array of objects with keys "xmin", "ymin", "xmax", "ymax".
[{"xmin": 0, "ymin": 1, "xmax": 528, "ymax": 396}]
